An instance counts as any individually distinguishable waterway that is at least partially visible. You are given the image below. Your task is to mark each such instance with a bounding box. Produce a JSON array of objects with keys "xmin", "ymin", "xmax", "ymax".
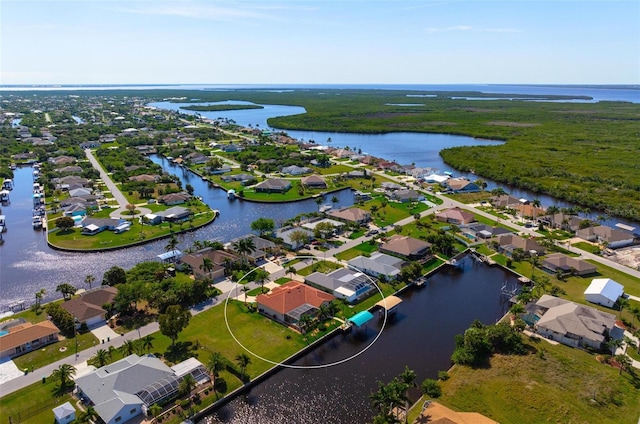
[
  {"xmin": 150, "ymin": 100, "xmax": 639, "ymax": 229},
  {"xmin": 202, "ymin": 255, "xmax": 519, "ymax": 424},
  {"xmin": 0, "ymin": 161, "xmax": 354, "ymax": 311}
]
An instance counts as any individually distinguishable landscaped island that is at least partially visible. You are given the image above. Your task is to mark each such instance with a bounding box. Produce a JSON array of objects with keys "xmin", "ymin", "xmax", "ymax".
[{"xmin": 180, "ymin": 104, "xmax": 264, "ymax": 112}]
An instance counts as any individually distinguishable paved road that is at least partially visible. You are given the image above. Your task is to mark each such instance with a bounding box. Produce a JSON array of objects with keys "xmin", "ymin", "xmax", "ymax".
[{"xmin": 84, "ymin": 149, "xmax": 151, "ymax": 218}]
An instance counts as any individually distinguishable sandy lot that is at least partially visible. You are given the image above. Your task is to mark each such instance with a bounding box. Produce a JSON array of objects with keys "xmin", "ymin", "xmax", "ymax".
[{"xmin": 607, "ymin": 246, "xmax": 640, "ymax": 271}]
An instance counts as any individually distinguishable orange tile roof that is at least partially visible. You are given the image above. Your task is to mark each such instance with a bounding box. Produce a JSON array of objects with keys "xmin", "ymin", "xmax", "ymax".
[
  {"xmin": 257, "ymin": 281, "xmax": 334, "ymax": 314},
  {"xmin": 0, "ymin": 321, "xmax": 59, "ymax": 351},
  {"xmin": 420, "ymin": 402, "xmax": 498, "ymax": 424}
]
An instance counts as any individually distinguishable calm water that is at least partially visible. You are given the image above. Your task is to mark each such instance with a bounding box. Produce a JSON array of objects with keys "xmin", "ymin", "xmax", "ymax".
[
  {"xmin": 202, "ymin": 255, "xmax": 518, "ymax": 424},
  {"xmin": 0, "ymin": 162, "xmax": 353, "ymax": 311}
]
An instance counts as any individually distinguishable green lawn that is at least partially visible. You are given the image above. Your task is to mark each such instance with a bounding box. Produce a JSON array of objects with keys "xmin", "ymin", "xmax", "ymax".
[
  {"xmin": 335, "ymin": 241, "xmax": 379, "ymax": 261},
  {"xmin": 572, "ymin": 241, "xmax": 601, "ymax": 254},
  {"xmin": 296, "ymin": 260, "xmax": 343, "ymax": 276},
  {"xmin": 427, "ymin": 337, "xmax": 640, "ymax": 424},
  {"xmin": 0, "ymin": 378, "xmax": 75, "ymax": 424},
  {"xmin": 13, "ymin": 331, "xmax": 99, "ymax": 371},
  {"xmin": 585, "ymin": 260, "xmax": 640, "ymax": 297}
]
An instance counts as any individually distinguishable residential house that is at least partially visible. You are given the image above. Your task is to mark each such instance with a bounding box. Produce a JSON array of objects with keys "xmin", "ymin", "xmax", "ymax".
[
  {"xmin": 576, "ymin": 225, "xmax": 634, "ymax": 249},
  {"xmin": 541, "ymin": 253, "xmax": 597, "ymax": 276},
  {"xmin": 61, "ymin": 287, "xmax": 118, "ymax": 329},
  {"xmin": 381, "ymin": 182, "xmax": 404, "ymax": 191},
  {"xmin": 158, "ymin": 192, "xmax": 191, "ymax": 205},
  {"xmin": 435, "ymin": 207, "xmax": 475, "ymax": 225},
  {"xmin": 345, "ymin": 170, "xmax": 366, "ymax": 179},
  {"xmin": 301, "ymin": 218, "xmax": 345, "ymax": 236},
  {"xmin": 584, "ymin": 278, "xmax": 624, "ymax": 308},
  {"xmin": 281, "ymin": 165, "xmax": 311, "ymax": 175},
  {"xmin": 443, "ymin": 178, "xmax": 480, "ymax": 193},
  {"xmin": 180, "ymin": 249, "xmax": 240, "ymax": 281},
  {"xmin": 185, "ymin": 152, "xmax": 209, "ymax": 165},
  {"xmin": 154, "ymin": 206, "xmax": 192, "ymax": 222},
  {"xmin": 220, "ymin": 173, "xmax": 255, "ymax": 185},
  {"xmin": 347, "ymin": 252, "xmax": 405, "ymax": 281},
  {"xmin": 75, "ymin": 354, "xmax": 209, "ymax": 424},
  {"xmin": 328, "ymin": 207, "xmax": 371, "ymax": 225},
  {"xmin": 48, "ymin": 155, "xmax": 77, "ymax": 166},
  {"xmin": 389, "ymin": 189, "xmax": 424, "ymax": 203},
  {"xmin": 226, "ymin": 234, "xmax": 277, "ymax": 262},
  {"xmin": 55, "ymin": 165, "xmax": 83, "ymax": 174},
  {"xmin": 495, "ymin": 234, "xmax": 545, "ymax": 256},
  {"xmin": 533, "ymin": 295, "xmax": 616, "ymax": 349},
  {"xmin": 379, "ymin": 235, "xmax": 432, "ymax": 261},
  {"xmin": 305, "ymin": 268, "xmax": 374, "ymax": 303},
  {"xmin": 129, "ymin": 174, "xmax": 160, "ymax": 183},
  {"xmin": 81, "ymin": 218, "xmax": 126, "ymax": 236},
  {"xmin": 69, "ymin": 187, "xmax": 93, "ymax": 197},
  {"xmin": 512, "ymin": 204, "xmax": 546, "ymax": 219},
  {"xmin": 79, "ymin": 141, "xmax": 101, "ymax": 149},
  {"xmin": 275, "ymin": 226, "xmax": 314, "ymax": 250},
  {"xmin": 538, "ymin": 213, "xmax": 584, "ymax": 232},
  {"xmin": 257, "ymin": 281, "xmax": 335, "ymax": 328},
  {"xmin": 219, "ymin": 143, "xmax": 243, "ymax": 152},
  {"xmin": 0, "ymin": 320, "xmax": 60, "ymax": 359},
  {"xmin": 254, "ymin": 179, "xmax": 292, "ymax": 193},
  {"xmin": 301, "ymin": 174, "xmax": 327, "ymax": 189},
  {"xmin": 460, "ymin": 223, "xmax": 512, "ymax": 241},
  {"xmin": 490, "ymin": 194, "xmax": 522, "ymax": 208},
  {"xmin": 423, "ymin": 173, "xmax": 450, "ymax": 184}
]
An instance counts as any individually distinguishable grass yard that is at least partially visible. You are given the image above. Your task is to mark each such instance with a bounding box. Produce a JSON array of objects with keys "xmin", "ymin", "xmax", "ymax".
[
  {"xmin": 0, "ymin": 379, "xmax": 75, "ymax": 424},
  {"xmin": 296, "ymin": 260, "xmax": 344, "ymax": 276},
  {"xmin": 335, "ymin": 241, "xmax": 379, "ymax": 261},
  {"xmin": 572, "ymin": 241, "xmax": 601, "ymax": 254},
  {"xmin": 13, "ymin": 331, "xmax": 99, "ymax": 371},
  {"xmin": 585, "ymin": 260, "xmax": 640, "ymax": 297},
  {"xmin": 427, "ymin": 337, "xmax": 640, "ymax": 424}
]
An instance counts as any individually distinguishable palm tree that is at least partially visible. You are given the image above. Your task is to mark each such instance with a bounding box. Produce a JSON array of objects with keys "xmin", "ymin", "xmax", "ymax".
[
  {"xmin": 232, "ymin": 237, "xmax": 256, "ymax": 265},
  {"xmin": 139, "ymin": 335, "xmax": 154, "ymax": 354},
  {"xmin": 90, "ymin": 348, "xmax": 111, "ymax": 367},
  {"xmin": 615, "ymin": 354, "xmax": 632, "ymax": 375},
  {"xmin": 235, "ymin": 353, "xmax": 251, "ymax": 379},
  {"xmin": 623, "ymin": 336, "xmax": 637, "ymax": 355},
  {"xmin": 84, "ymin": 274, "xmax": 96, "ymax": 290},
  {"xmin": 287, "ymin": 266, "xmax": 297, "ymax": 279},
  {"xmin": 148, "ymin": 404, "xmax": 163, "ymax": 423},
  {"xmin": 607, "ymin": 338, "xmax": 624, "ymax": 355},
  {"xmin": 108, "ymin": 345, "xmax": 117, "ymax": 361},
  {"xmin": 164, "ymin": 234, "xmax": 179, "ymax": 263},
  {"xmin": 207, "ymin": 351, "xmax": 225, "ymax": 381},
  {"xmin": 532, "ymin": 199, "xmax": 542, "ymax": 222},
  {"xmin": 35, "ymin": 288, "xmax": 46, "ymax": 311},
  {"xmin": 252, "ymin": 268, "xmax": 269, "ymax": 294},
  {"xmin": 546, "ymin": 205, "xmax": 560, "ymax": 228},
  {"xmin": 199, "ymin": 257, "xmax": 214, "ymax": 279},
  {"xmin": 298, "ymin": 313, "xmax": 313, "ymax": 334},
  {"xmin": 529, "ymin": 255, "xmax": 540, "ymax": 278},
  {"xmin": 50, "ymin": 363, "xmax": 76, "ymax": 390},
  {"xmin": 241, "ymin": 285, "xmax": 250, "ymax": 306},
  {"xmin": 56, "ymin": 283, "xmax": 76, "ymax": 300},
  {"xmin": 331, "ymin": 195, "xmax": 339, "ymax": 207},
  {"xmin": 180, "ymin": 373, "xmax": 197, "ymax": 398},
  {"xmin": 119, "ymin": 339, "xmax": 137, "ymax": 357},
  {"xmin": 398, "ymin": 367, "xmax": 416, "ymax": 423},
  {"xmin": 75, "ymin": 406, "xmax": 99, "ymax": 423},
  {"xmin": 618, "ymin": 297, "xmax": 630, "ymax": 318}
]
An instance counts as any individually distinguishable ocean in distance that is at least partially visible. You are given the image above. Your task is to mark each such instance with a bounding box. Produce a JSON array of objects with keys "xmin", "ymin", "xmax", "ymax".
[{"xmin": 0, "ymin": 83, "xmax": 638, "ymax": 103}]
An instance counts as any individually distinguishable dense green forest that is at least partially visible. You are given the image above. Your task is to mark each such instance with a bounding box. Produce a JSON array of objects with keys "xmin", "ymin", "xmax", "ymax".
[{"xmin": 5, "ymin": 88, "xmax": 640, "ymax": 219}]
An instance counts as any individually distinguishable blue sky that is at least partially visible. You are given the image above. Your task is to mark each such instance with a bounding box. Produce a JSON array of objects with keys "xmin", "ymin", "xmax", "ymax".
[{"xmin": 1, "ymin": 0, "xmax": 638, "ymax": 85}]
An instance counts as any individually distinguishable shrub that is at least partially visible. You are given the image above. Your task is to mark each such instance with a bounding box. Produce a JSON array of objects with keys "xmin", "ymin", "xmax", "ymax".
[
  {"xmin": 421, "ymin": 379, "xmax": 442, "ymax": 398},
  {"xmin": 437, "ymin": 371, "xmax": 450, "ymax": 381}
]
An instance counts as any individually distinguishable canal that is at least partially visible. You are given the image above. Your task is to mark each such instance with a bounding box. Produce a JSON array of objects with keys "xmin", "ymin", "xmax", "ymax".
[{"xmin": 202, "ymin": 255, "xmax": 519, "ymax": 424}]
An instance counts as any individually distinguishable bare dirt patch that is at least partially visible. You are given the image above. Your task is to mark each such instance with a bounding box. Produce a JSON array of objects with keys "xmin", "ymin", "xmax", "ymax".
[
  {"xmin": 485, "ymin": 121, "xmax": 540, "ymax": 127},
  {"xmin": 606, "ymin": 246, "xmax": 640, "ymax": 271}
]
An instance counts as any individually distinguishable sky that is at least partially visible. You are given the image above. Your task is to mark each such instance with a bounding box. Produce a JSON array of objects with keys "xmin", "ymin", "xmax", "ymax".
[{"xmin": 1, "ymin": 0, "xmax": 638, "ymax": 85}]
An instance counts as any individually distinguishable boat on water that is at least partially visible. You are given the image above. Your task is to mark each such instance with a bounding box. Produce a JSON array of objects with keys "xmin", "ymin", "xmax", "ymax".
[
  {"xmin": 0, "ymin": 215, "xmax": 6, "ymax": 232},
  {"xmin": 227, "ymin": 189, "xmax": 236, "ymax": 200},
  {"xmin": 319, "ymin": 203, "xmax": 333, "ymax": 213},
  {"xmin": 10, "ymin": 163, "xmax": 16, "ymax": 170},
  {"xmin": 2, "ymin": 179, "xmax": 13, "ymax": 190},
  {"xmin": 0, "ymin": 190, "xmax": 10, "ymax": 204},
  {"xmin": 32, "ymin": 215, "xmax": 42, "ymax": 229}
]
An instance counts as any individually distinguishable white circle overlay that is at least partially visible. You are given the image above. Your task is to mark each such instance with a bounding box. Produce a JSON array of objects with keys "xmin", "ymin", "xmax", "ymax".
[{"xmin": 223, "ymin": 255, "xmax": 388, "ymax": 369}]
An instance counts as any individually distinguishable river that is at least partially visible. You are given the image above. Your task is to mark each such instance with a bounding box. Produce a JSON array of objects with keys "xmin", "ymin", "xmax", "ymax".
[{"xmin": 202, "ymin": 255, "xmax": 518, "ymax": 424}]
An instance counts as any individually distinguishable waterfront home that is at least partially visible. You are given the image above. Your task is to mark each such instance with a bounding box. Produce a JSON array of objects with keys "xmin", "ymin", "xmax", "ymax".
[
  {"xmin": 512, "ymin": 204, "xmax": 546, "ymax": 220},
  {"xmin": 158, "ymin": 192, "xmax": 191, "ymax": 205},
  {"xmin": 348, "ymin": 252, "xmax": 405, "ymax": 281},
  {"xmin": 54, "ymin": 175, "xmax": 90, "ymax": 188},
  {"xmin": 584, "ymin": 278, "xmax": 624, "ymax": 308},
  {"xmin": 379, "ymin": 234, "xmax": 432, "ymax": 261},
  {"xmin": 257, "ymin": 281, "xmax": 335, "ymax": 330},
  {"xmin": 55, "ymin": 165, "xmax": 83, "ymax": 174},
  {"xmin": 75, "ymin": 354, "xmax": 209, "ymax": 424},
  {"xmin": 254, "ymin": 178, "xmax": 292, "ymax": 193},
  {"xmin": 142, "ymin": 213, "xmax": 162, "ymax": 225},
  {"xmin": 443, "ymin": 178, "xmax": 480, "ymax": 193},
  {"xmin": 495, "ymin": 234, "xmax": 545, "ymax": 256},
  {"xmin": 0, "ymin": 320, "xmax": 60, "ymax": 359},
  {"xmin": 435, "ymin": 207, "xmax": 475, "ymax": 225},
  {"xmin": 345, "ymin": 170, "xmax": 366, "ymax": 179},
  {"xmin": 381, "ymin": 182, "xmax": 404, "ymax": 191},
  {"xmin": 69, "ymin": 187, "xmax": 93, "ymax": 197},
  {"xmin": 533, "ymin": 294, "xmax": 616, "ymax": 349},
  {"xmin": 154, "ymin": 206, "xmax": 192, "ymax": 222},
  {"xmin": 576, "ymin": 225, "xmax": 635, "ymax": 249},
  {"xmin": 301, "ymin": 174, "xmax": 327, "ymax": 189},
  {"xmin": 541, "ymin": 253, "xmax": 597, "ymax": 277},
  {"xmin": 423, "ymin": 173, "xmax": 450, "ymax": 184},
  {"xmin": 185, "ymin": 152, "xmax": 209, "ymax": 165},
  {"xmin": 220, "ymin": 173, "xmax": 255, "ymax": 184},
  {"xmin": 180, "ymin": 249, "xmax": 240, "ymax": 281},
  {"xmin": 226, "ymin": 234, "xmax": 277, "ymax": 262},
  {"xmin": 207, "ymin": 165, "xmax": 232, "ymax": 175},
  {"xmin": 305, "ymin": 268, "xmax": 373, "ymax": 303},
  {"xmin": 79, "ymin": 140, "xmax": 101, "ymax": 149},
  {"xmin": 61, "ymin": 287, "xmax": 118, "ymax": 328},
  {"xmin": 81, "ymin": 218, "xmax": 126, "ymax": 235},
  {"xmin": 328, "ymin": 207, "xmax": 371, "ymax": 225},
  {"xmin": 275, "ymin": 226, "xmax": 314, "ymax": 250}
]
